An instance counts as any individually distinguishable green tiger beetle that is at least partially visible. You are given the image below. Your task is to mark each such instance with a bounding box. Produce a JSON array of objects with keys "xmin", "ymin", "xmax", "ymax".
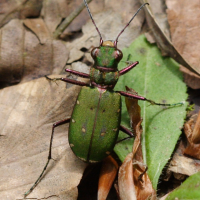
[{"xmin": 25, "ymin": 1, "xmax": 183, "ymax": 197}]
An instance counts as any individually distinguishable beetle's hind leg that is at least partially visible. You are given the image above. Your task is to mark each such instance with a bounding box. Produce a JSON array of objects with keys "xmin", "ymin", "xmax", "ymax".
[
  {"xmin": 118, "ymin": 91, "xmax": 183, "ymax": 107},
  {"xmin": 120, "ymin": 125, "xmax": 134, "ymax": 137},
  {"xmin": 116, "ymin": 125, "xmax": 134, "ymax": 143},
  {"xmin": 24, "ymin": 118, "xmax": 71, "ymax": 197},
  {"xmin": 45, "ymin": 68, "xmax": 90, "ymax": 87}
]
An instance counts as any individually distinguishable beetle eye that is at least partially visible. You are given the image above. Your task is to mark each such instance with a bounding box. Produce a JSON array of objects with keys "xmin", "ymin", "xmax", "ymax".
[
  {"xmin": 115, "ymin": 49, "xmax": 123, "ymax": 61},
  {"xmin": 91, "ymin": 47, "xmax": 99, "ymax": 58}
]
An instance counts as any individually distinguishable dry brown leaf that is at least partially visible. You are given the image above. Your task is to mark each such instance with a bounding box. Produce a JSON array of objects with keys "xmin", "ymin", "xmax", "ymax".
[
  {"xmin": 183, "ymin": 111, "xmax": 200, "ymax": 158},
  {"xmin": 164, "ymin": 115, "xmax": 200, "ymax": 197},
  {"xmin": 118, "ymin": 153, "xmax": 137, "ymax": 200},
  {"xmin": 63, "ymin": 0, "xmax": 104, "ymax": 34},
  {"xmin": 179, "ymin": 66, "xmax": 200, "ymax": 90},
  {"xmin": 0, "ymin": 19, "xmax": 24, "ymax": 83},
  {"xmin": 169, "ymin": 146, "xmax": 200, "ymax": 177},
  {"xmin": 125, "ymin": 86, "xmax": 141, "ymax": 137},
  {"xmin": 0, "ymin": 76, "xmax": 87, "ymax": 200},
  {"xmin": 0, "ymin": 0, "xmax": 42, "ymax": 28},
  {"xmin": 166, "ymin": 0, "xmax": 200, "ymax": 88},
  {"xmin": 23, "ymin": 18, "xmax": 50, "ymax": 44},
  {"xmin": 22, "ymin": 27, "xmax": 68, "ymax": 83},
  {"xmin": 42, "ymin": 0, "xmax": 63, "ymax": 34},
  {"xmin": 106, "ymin": 0, "xmax": 146, "ymax": 36},
  {"xmin": 118, "ymin": 120, "xmax": 156, "ymax": 200},
  {"xmin": 52, "ymin": 39, "xmax": 70, "ymax": 75},
  {"xmin": 0, "ymin": 18, "xmax": 69, "ymax": 85},
  {"xmin": 68, "ymin": 48, "xmax": 84, "ymax": 64},
  {"xmin": 190, "ymin": 111, "xmax": 200, "ymax": 143},
  {"xmin": 140, "ymin": 0, "xmax": 200, "ymax": 77},
  {"xmin": 19, "ymin": 0, "xmax": 43, "ymax": 18},
  {"xmin": 98, "ymin": 156, "xmax": 119, "ymax": 200},
  {"xmin": 70, "ymin": 62, "xmax": 90, "ymax": 75},
  {"xmin": 147, "ymin": 0, "xmax": 171, "ymax": 39}
]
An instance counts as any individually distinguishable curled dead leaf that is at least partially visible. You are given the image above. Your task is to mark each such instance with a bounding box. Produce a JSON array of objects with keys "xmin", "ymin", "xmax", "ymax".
[
  {"xmin": 118, "ymin": 120, "xmax": 156, "ymax": 200},
  {"xmin": 125, "ymin": 86, "xmax": 141, "ymax": 136},
  {"xmin": 140, "ymin": 0, "xmax": 200, "ymax": 77},
  {"xmin": 168, "ymin": 142, "xmax": 200, "ymax": 177},
  {"xmin": 184, "ymin": 111, "xmax": 200, "ymax": 159},
  {"xmin": 166, "ymin": 0, "xmax": 200, "ymax": 89},
  {"xmin": 117, "ymin": 86, "xmax": 156, "ymax": 199},
  {"xmin": 98, "ymin": 156, "xmax": 119, "ymax": 200}
]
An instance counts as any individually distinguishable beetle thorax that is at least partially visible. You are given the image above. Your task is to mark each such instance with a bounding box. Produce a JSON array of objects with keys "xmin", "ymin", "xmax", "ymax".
[{"xmin": 90, "ymin": 40, "xmax": 123, "ymax": 89}]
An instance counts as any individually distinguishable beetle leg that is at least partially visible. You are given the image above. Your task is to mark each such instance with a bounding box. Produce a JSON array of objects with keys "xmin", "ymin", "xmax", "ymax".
[
  {"xmin": 119, "ymin": 61, "xmax": 139, "ymax": 76},
  {"xmin": 118, "ymin": 91, "xmax": 183, "ymax": 106},
  {"xmin": 24, "ymin": 118, "xmax": 71, "ymax": 197},
  {"xmin": 116, "ymin": 125, "xmax": 134, "ymax": 144},
  {"xmin": 65, "ymin": 69, "xmax": 90, "ymax": 78},
  {"xmin": 116, "ymin": 136, "xmax": 132, "ymax": 144},
  {"xmin": 120, "ymin": 125, "xmax": 134, "ymax": 137},
  {"xmin": 46, "ymin": 76, "xmax": 90, "ymax": 87}
]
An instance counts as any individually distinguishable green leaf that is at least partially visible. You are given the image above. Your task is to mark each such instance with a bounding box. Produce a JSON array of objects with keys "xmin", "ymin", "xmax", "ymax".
[
  {"xmin": 114, "ymin": 35, "xmax": 188, "ymax": 189},
  {"xmin": 166, "ymin": 172, "xmax": 200, "ymax": 200}
]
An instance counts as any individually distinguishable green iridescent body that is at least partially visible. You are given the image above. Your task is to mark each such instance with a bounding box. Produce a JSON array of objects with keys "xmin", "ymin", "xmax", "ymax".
[
  {"xmin": 69, "ymin": 41, "xmax": 122, "ymax": 162},
  {"xmin": 69, "ymin": 87, "xmax": 121, "ymax": 162}
]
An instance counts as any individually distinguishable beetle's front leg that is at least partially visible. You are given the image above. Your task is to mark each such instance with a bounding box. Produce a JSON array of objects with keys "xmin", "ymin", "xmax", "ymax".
[
  {"xmin": 118, "ymin": 91, "xmax": 183, "ymax": 106},
  {"xmin": 65, "ymin": 69, "xmax": 90, "ymax": 78},
  {"xmin": 24, "ymin": 118, "xmax": 71, "ymax": 197},
  {"xmin": 119, "ymin": 61, "xmax": 139, "ymax": 76},
  {"xmin": 45, "ymin": 76, "xmax": 90, "ymax": 87}
]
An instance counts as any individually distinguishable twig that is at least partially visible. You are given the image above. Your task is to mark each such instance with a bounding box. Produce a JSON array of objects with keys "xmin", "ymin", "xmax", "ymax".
[{"xmin": 53, "ymin": 0, "xmax": 93, "ymax": 39}]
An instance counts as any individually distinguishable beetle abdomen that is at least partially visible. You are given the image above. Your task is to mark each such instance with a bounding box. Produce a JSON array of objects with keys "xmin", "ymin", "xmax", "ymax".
[{"xmin": 68, "ymin": 86, "xmax": 121, "ymax": 163}]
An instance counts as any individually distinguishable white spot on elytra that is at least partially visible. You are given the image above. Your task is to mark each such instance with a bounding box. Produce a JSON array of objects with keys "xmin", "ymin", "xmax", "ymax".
[
  {"xmin": 70, "ymin": 143, "xmax": 74, "ymax": 147},
  {"xmin": 82, "ymin": 128, "xmax": 86, "ymax": 133}
]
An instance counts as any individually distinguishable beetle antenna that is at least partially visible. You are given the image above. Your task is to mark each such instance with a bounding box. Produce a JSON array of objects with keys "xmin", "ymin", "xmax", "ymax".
[
  {"xmin": 114, "ymin": 3, "xmax": 149, "ymax": 47},
  {"xmin": 83, "ymin": 0, "xmax": 103, "ymax": 45}
]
